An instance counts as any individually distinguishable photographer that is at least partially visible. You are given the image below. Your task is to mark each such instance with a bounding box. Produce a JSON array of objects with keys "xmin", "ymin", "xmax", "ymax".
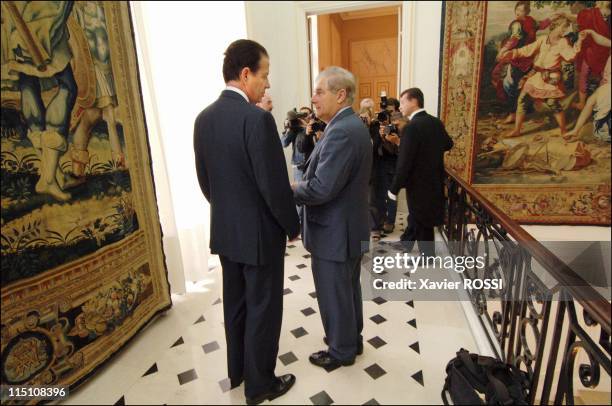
[
  {"xmin": 370, "ymin": 95, "xmax": 401, "ymax": 237},
  {"xmin": 305, "ymin": 113, "xmax": 326, "ymax": 144},
  {"xmin": 281, "ymin": 107, "xmax": 315, "ymax": 181}
]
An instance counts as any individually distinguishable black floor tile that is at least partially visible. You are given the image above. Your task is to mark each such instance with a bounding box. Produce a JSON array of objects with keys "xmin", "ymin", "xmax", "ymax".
[
  {"xmin": 301, "ymin": 307, "xmax": 316, "ymax": 316},
  {"xmin": 372, "ymin": 297, "xmax": 387, "ymax": 305},
  {"xmin": 279, "ymin": 351, "xmax": 298, "ymax": 366},
  {"xmin": 310, "ymin": 390, "xmax": 334, "ymax": 405},
  {"xmin": 218, "ymin": 377, "xmax": 232, "ymax": 393},
  {"xmin": 364, "ymin": 363, "xmax": 386, "ymax": 380},
  {"xmin": 369, "ymin": 314, "xmax": 387, "ymax": 324},
  {"xmin": 202, "ymin": 341, "xmax": 220, "ymax": 354},
  {"xmin": 171, "ymin": 337, "xmax": 184, "ymax": 348},
  {"xmin": 143, "ymin": 363, "xmax": 158, "ymax": 377},
  {"xmin": 291, "ymin": 327, "xmax": 308, "ymax": 338},
  {"xmin": 177, "ymin": 369, "xmax": 198, "ymax": 385},
  {"xmin": 412, "ymin": 370, "xmax": 424, "ymax": 386},
  {"xmin": 367, "ymin": 336, "xmax": 387, "ymax": 349}
]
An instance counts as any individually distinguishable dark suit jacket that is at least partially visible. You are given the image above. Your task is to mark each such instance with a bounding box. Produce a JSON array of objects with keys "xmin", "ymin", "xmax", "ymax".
[
  {"xmin": 194, "ymin": 90, "xmax": 300, "ymax": 266},
  {"xmin": 294, "ymin": 107, "xmax": 372, "ymax": 262},
  {"xmin": 389, "ymin": 111, "xmax": 453, "ymax": 227}
]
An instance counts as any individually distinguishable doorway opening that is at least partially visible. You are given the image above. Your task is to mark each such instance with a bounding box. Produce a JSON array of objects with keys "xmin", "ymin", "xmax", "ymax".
[{"xmin": 307, "ymin": 6, "xmax": 402, "ymax": 112}]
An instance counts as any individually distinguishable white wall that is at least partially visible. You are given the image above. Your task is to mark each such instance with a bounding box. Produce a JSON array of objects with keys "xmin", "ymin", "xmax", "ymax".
[
  {"xmin": 409, "ymin": 1, "xmax": 443, "ymax": 115},
  {"xmin": 245, "ymin": 1, "xmax": 312, "ymax": 179},
  {"xmin": 133, "ymin": 1, "xmax": 247, "ymax": 290}
]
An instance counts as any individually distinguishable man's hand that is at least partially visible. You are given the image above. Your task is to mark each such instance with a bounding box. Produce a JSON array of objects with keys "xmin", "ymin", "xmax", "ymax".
[
  {"xmin": 290, "ymin": 182, "xmax": 298, "ymax": 191},
  {"xmin": 379, "ymin": 125, "xmax": 386, "ymax": 138}
]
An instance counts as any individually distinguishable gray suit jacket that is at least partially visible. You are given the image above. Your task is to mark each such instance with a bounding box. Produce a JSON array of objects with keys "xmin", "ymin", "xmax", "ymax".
[{"xmin": 294, "ymin": 107, "xmax": 372, "ymax": 262}]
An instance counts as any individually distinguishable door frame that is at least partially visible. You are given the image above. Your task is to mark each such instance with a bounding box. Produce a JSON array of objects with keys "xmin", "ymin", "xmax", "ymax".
[{"xmin": 295, "ymin": 1, "xmax": 416, "ymax": 101}]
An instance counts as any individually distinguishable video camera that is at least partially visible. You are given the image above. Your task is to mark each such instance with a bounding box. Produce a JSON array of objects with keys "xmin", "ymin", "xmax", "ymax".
[
  {"xmin": 376, "ymin": 91, "xmax": 390, "ymax": 122},
  {"xmin": 285, "ymin": 109, "xmax": 308, "ymax": 129},
  {"xmin": 304, "ymin": 113, "xmax": 325, "ymax": 136}
]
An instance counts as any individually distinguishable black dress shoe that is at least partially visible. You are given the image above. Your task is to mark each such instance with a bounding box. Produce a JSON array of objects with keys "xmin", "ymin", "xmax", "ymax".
[
  {"xmin": 246, "ymin": 374, "xmax": 295, "ymax": 405},
  {"xmin": 309, "ymin": 350, "xmax": 354, "ymax": 369},
  {"xmin": 323, "ymin": 336, "xmax": 363, "ymax": 355}
]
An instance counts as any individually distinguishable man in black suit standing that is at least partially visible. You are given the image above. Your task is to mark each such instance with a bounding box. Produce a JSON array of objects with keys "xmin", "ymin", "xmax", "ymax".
[
  {"xmin": 389, "ymin": 88, "xmax": 453, "ymax": 257},
  {"xmin": 193, "ymin": 39, "xmax": 300, "ymax": 405}
]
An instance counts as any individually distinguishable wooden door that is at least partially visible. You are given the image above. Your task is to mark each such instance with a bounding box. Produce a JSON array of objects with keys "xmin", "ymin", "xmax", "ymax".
[{"xmin": 349, "ymin": 37, "xmax": 398, "ymax": 111}]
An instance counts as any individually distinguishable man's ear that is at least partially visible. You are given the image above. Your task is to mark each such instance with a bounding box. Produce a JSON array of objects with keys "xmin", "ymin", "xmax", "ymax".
[
  {"xmin": 337, "ymin": 89, "xmax": 347, "ymax": 104},
  {"xmin": 240, "ymin": 67, "xmax": 250, "ymax": 82}
]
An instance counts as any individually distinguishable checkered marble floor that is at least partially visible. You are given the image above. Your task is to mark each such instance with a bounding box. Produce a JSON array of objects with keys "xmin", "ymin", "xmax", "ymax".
[{"xmin": 61, "ymin": 212, "xmax": 479, "ymax": 405}]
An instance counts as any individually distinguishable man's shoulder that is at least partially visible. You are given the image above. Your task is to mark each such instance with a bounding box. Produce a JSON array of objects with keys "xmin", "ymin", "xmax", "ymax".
[{"xmin": 197, "ymin": 95, "xmax": 266, "ymax": 123}]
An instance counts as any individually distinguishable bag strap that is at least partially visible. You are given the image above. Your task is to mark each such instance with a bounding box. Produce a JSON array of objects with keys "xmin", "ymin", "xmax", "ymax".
[
  {"xmin": 485, "ymin": 368, "xmax": 514, "ymax": 405},
  {"xmin": 458, "ymin": 349, "xmax": 480, "ymax": 378},
  {"xmin": 444, "ymin": 362, "xmax": 485, "ymax": 405}
]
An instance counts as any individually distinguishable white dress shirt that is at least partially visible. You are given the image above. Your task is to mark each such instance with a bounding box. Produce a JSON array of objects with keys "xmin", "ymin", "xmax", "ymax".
[{"xmin": 225, "ymin": 86, "xmax": 249, "ymax": 103}]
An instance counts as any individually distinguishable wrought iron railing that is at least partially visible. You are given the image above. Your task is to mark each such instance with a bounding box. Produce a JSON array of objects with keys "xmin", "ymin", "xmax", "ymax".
[{"xmin": 441, "ymin": 168, "xmax": 611, "ymax": 404}]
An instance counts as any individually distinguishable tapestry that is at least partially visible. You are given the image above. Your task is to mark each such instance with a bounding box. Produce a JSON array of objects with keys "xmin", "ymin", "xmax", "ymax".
[
  {"xmin": 439, "ymin": 1, "xmax": 611, "ymax": 224},
  {"xmin": 0, "ymin": 0, "xmax": 171, "ymax": 399}
]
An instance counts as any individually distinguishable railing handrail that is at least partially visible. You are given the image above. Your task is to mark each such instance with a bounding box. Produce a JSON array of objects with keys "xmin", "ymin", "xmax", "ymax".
[{"xmin": 445, "ymin": 168, "xmax": 611, "ymax": 334}]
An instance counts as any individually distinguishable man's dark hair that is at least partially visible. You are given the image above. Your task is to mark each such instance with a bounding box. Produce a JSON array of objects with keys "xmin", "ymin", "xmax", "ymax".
[
  {"xmin": 387, "ymin": 97, "xmax": 400, "ymax": 111},
  {"xmin": 223, "ymin": 39, "xmax": 269, "ymax": 83},
  {"xmin": 400, "ymin": 88, "xmax": 424, "ymax": 108}
]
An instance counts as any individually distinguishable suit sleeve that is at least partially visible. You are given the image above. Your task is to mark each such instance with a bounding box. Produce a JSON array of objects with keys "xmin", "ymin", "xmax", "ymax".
[
  {"xmin": 247, "ymin": 112, "xmax": 300, "ymax": 239},
  {"xmin": 193, "ymin": 116, "xmax": 210, "ymax": 202},
  {"xmin": 293, "ymin": 128, "xmax": 354, "ymax": 206},
  {"xmin": 389, "ymin": 123, "xmax": 419, "ymax": 195}
]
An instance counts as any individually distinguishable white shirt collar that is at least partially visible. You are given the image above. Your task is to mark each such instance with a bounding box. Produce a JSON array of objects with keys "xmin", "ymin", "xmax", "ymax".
[
  {"xmin": 328, "ymin": 106, "xmax": 352, "ymax": 126},
  {"xmin": 409, "ymin": 108, "xmax": 426, "ymax": 120},
  {"xmin": 225, "ymin": 86, "xmax": 249, "ymax": 103}
]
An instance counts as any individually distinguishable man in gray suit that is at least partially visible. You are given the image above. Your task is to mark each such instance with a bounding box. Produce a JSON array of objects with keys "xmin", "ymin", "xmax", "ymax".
[{"xmin": 292, "ymin": 66, "xmax": 372, "ymax": 369}]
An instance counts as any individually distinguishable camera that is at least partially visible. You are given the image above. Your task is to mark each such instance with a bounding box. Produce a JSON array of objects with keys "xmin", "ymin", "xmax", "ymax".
[
  {"xmin": 379, "ymin": 91, "xmax": 388, "ymax": 110},
  {"xmin": 310, "ymin": 120, "xmax": 326, "ymax": 134},
  {"xmin": 384, "ymin": 124, "xmax": 398, "ymax": 135},
  {"xmin": 285, "ymin": 109, "xmax": 308, "ymax": 129},
  {"xmin": 377, "ymin": 110, "xmax": 390, "ymax": 122}
]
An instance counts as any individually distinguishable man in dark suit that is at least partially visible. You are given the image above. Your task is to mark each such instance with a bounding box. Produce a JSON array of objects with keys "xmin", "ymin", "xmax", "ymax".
[
  {"xmin": 293, "ymin": 66, "xmax": 372, "ymax": 369},
  {"xmin": 389, "ymin": 88, "xmax": 453, "ymax": 257},
  {"xmin": 193, "ymin": 39, "xmax": 300, "ymax": 405}
]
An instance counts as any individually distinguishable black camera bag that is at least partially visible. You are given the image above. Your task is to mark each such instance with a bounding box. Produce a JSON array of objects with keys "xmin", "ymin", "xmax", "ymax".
[{"xmin": 441, "ymin": 348, "xmax": 530, "ymax": 405}]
